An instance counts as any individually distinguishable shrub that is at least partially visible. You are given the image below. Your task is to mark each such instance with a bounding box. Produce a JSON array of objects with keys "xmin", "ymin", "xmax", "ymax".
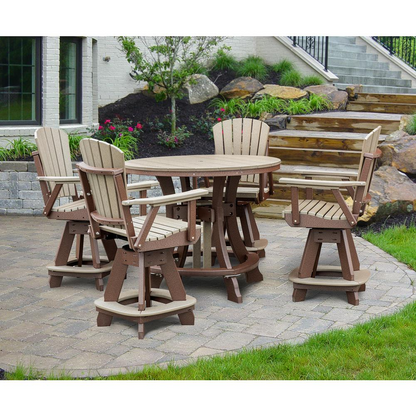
[
  {"xmin": 236, "ymin": 55, "xmax": 268, "ymax": 81},
  {"xmin": 92, "ymin": 117, "xmax": 142, "ymax": 142},
  {"xmin": 211, "ymin": 49, "xmax": 238, "ymax": 72},
  {"xmin": 308, "ymin": 94, "xmax": 333, "ymax": 112},
  {"xmin": 285, "ymin": 99, "xmax": 311, "ymax": 115},
  {"xmin": 209, "ymin": 97, "xmax": 245, "ymax": 117},
  {"xmin": 0, "ymin": 137, "xmax": 37, "ymax": 161},
  {"xmin": 110, "ymin": 133, "xmax": 138, "ymax": 160},
  {"xmin": 158, "ymin": 126, "xmax": 192, "ymax": 149},
  {"xmin": 301, "ymin": 75, "xmax": 324, "ymax": 87},
  {"xmin": 405, "ymin": 114, "xmax": 416, "ymax": 135},
  {"xmin": 271, "ymin": 59, "xmax": 294, "ymax": 75},
  {"xmin": 279, "ymin": 69, "xmax": 303, "ymax": 87},
  {"xmin": 68, "ymin": 134, "xmax": 83, "ymax": 160}
]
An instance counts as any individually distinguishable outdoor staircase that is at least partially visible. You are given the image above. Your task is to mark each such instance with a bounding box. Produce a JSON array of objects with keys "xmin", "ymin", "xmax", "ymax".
[
  {"xmin": 254, "ymin": 91, "xmax": 416, "ymax": 219},
  {"xmin": 328, "ymin": 37, "xmax": 416, "ymax": 94}
]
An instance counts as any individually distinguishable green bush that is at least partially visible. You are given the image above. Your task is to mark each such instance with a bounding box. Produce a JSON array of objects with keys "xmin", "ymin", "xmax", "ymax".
[
  {"xmin": 211, "ymin": 49, "xmax": 238, "ymax": 72},
  {"xmin": 271, "ymin": 59, "xmax": 294, "ymax": 75},
  {"xmin": 158, "ymin": 126, "xmax": 192, "ymax": 149},
  {"xmin": 301, "ymin": 75, "xmax": 324, "ymax": 87},
  {"xmin": 0, "ymin": 137, "xmax": 37, "ymax": 161},
  {"xmin": 279, "ymin": 69, "xmax": 303, "ymax": 87},
  {"xmin": 308, "ymin": 93, "xmax": 333, "ymax": 112},
  {"xmin": 405, "ymin": 113, "xmax": 416, "ymax": 135},
  {"xmin": 236, "ymin": 55, "xmax": 268, "ymax": 81}
]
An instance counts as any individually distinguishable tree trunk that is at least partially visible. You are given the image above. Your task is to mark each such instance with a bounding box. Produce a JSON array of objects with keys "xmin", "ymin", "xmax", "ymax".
[{"xmin": 171, "ymin": 96, "xmax": 176, "ymax": 134}]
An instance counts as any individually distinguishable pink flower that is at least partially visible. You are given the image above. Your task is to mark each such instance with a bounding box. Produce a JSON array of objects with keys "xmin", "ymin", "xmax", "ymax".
[
  {"xmin": 119, "ymin": 133, "xmax": 122, "ymax": 137},
  {"xmin": 98, "ymin": 126, "xmax": 103, "ymax": 130},
  {"xmin": 220, "ymin": 108, "xmax": 225, "ymax": 112},
  {"xmin": 174, "ymin": 138, "xmax": 178, "ymax": 143},
  {"xmin": 109, "ymin": 126, "xmax": 115, "ymax": 131},
  {"xmin": 136, "ymin": 123, "xmax": 142, "ymax": 129},
  {"xmin": 217, "ymin": 118, "xmax": 222, "ymax": 121},
  {"xmin": 128, "ymin": 127, "xmax": 133, "ymax": 132},
  {"xmin": 104, "ymin": 119, "xmax": 111, "ymax": 124}
]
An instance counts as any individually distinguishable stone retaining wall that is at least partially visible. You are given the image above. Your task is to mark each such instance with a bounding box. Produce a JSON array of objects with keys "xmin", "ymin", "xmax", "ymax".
[{"xmin": 0, "ymin": 161, "xmax": 176, "ymax": 215}]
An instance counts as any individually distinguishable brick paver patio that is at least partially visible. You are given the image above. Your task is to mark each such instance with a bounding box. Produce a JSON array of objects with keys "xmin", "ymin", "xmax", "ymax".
[{"xmin": 0, "ymin": 216, "xmax": 415, "ymax": 378}]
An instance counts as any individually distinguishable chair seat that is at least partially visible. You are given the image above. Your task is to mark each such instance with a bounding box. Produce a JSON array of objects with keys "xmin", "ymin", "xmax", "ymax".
[
  {"xmin": 283, "ymin": 199, "xmax": 349, "ymax": 221},
  {"xmin": 51, "ymin": 199, "xmax": 86, "ymax": 213},
  {"xmin": 100, "ymin": 215, "xmax": 201, "ymax": 241},
  {"xmin": 204, "ymin": 186, "xmax": 269, "ymax": 200}
]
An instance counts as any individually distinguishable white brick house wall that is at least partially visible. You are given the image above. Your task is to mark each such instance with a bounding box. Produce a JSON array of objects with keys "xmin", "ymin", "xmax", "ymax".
[{"xmin": 0, "ymin": 35, "xmax": 333, "ymax": 146}]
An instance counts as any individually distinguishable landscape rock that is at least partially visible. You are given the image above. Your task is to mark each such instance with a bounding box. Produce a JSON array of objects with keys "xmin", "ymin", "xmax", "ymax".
[
  {"xmin": 254, "ymin": 85, "xmax": 308, "ymax": 100},
  {"xmin": 220, "ymin": 77, "xmax": 264, "ymax": 99},
  {"xmin": 140, "ymin": 83, "xmax": 167, "ymax": 100},
  {"xmin": 379, "ymin": 130, "xmax": 416, "ymax": 174},
  {"xmin": 359, "ymin": 165, "xmax": 416, "ymax": 222},
  {"xmin": 345, "ymin": 84, "xmax": 363, "ymax": 100},
  {"xmin": 303, "ymin": 85, "xmax": 348, "ymax": 110},
  {"xmin": 263, "ymin": 115, "xmax": 288, "ymax": 129},
  {"xmin": 179, "ymin": 74, "xmax": 219, "ymax": 104}
]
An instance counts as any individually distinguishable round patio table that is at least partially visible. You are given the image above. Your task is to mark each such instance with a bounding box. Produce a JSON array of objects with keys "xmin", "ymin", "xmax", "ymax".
[{"xmin": 126, "ymin": 154, "xmax": 281, "ymax": 303}]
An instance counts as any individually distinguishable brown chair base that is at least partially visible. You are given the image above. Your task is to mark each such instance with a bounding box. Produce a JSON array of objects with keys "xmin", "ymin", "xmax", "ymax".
[
  {"xmin": 47, "ymin": 257, "xmax": 114, "ymax": 291},
  {"xmin": 95, "ymin": 288, "xmax": 196, "ymax": 339},
  {"xmin": 289, "ymin": 267, "xmax": 370, "ymax": 306}
]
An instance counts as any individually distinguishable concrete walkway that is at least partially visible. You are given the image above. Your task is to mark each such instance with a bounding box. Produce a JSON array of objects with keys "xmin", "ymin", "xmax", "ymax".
[{"xmin": 0, "ymin": 216, "xmax": 415, "ymax": 378}]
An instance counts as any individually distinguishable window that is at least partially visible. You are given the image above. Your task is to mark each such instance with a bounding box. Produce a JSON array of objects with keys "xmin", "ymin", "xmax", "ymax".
[
  {"xmin": 60, "ymin": 37, "xmax": 81, "ymax": 123},
  {"xmin": 0, "ymin": 37, "xmax": 41, "ymax": 125}
]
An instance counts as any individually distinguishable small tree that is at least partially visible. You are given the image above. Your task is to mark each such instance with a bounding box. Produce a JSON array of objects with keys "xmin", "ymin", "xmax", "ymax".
[{"xmin": 118, "ymin": 36, "xmax": 227, "ymax": 134}]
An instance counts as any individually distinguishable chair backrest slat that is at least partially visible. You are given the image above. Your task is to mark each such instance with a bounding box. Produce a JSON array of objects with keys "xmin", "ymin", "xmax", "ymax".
[
  {"xmin": 352, "ymin": 126, "xmax": 381, "ymax": 215},
  {"xmin": 35, "ymin": 127, "xmax": 76, "ymax": 197},
  {"xmin": 79, "ymin": 139, "xmax": 125, "ymax": 227},
  {"xmin": 213, "ymin": 118, "xmax": 270, "ymax": 184}
]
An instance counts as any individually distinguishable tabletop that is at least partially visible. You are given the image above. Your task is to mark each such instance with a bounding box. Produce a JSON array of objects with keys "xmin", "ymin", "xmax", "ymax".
[{"xmin": 125, "ymin": 154, "xmax": 281, "ymax": 177}]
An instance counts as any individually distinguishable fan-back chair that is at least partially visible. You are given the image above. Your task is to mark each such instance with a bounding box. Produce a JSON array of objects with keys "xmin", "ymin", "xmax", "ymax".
[
  {"xmin": 33, "ymin": 127, "xmax": 157, "ymax": 290},
  {"xmin": 205, "ymin": 118, "xmax": 273, "ymax": 257},
  {"xmin": 77, "ymin": 138, "xmax": 208, "ymax": 339},
  {"xmin": 279, "ymin": 126, "xmax": 381, "ymax": 305}
]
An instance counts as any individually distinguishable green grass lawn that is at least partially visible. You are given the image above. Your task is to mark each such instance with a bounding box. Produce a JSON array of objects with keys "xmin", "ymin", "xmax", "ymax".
[
  {"xmin": 5, "ymin": 225, "xmax": 416, "ymax": 381},
  {"xmin": 362, "ymin": 224, "xmax": 416, "ymax": 271}
]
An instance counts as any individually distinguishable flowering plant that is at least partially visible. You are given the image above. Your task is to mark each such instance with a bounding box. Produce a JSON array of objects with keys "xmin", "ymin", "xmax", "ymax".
[
  {"xmin": 157, "ymin": 126, "xmax": 192, "ymax": 149},
  {"xmin": 89, "ymin": 117, "xmax": 142, "ymax": 160},
  {"xmin": 92, "ymin": 117, "xmax": 143, "ymax": 141}
]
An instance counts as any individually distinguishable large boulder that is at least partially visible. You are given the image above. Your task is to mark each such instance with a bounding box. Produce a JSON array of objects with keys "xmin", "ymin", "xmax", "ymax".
[
  {"xmin": 303, "ymin": 85, "xmax": 348, "ymax": 110},
  {"xmin": 179, "ymin": 74, "xmax": 219, "ymax": 104},
  {"xmin": 254, "ymin": 84, "xmax": 308, "ymax": 101},
  {"xmin": 359, "ymin": 165, "xmax": 416, "ymax": 222},
  {"xmin": 379, "ymin": 130, "xmax": 416, "ymax": 175},
  {"xmin": 220, "ymin": 77, "xmax": 264, "ymax": 99}
]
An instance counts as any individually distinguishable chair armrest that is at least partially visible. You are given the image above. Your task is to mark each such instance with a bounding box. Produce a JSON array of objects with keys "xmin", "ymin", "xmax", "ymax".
[
  {"xmin": 126, "ymin": 180, "xmax": 159, "ymax": 191},
  {"xmin": 293, "ymin": 168, "xmax": 358, "ymax": 178},
  {"xmin": 37, "ymin": 176, "xmax": 80, "ymax": 183},
  {"xmin": 122, "ymin": 188, "xmax": 209, "ymax": 207},
  {"xmin": 279, "ymin": 177, "xmax": 366, "ymax": 189}
]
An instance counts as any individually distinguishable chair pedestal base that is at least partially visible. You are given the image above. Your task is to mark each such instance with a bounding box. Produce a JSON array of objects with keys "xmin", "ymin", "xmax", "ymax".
[
  {"xmin": 47, "ymin": 257, "xmax": 113, "ymax": 291},
  {"xmin": 95, "ymin": 288, "xmax": 196, "ymax": 339},
  {"xmin": 289, "ymin": 267, "xmax": 370, "ymax": 306}
]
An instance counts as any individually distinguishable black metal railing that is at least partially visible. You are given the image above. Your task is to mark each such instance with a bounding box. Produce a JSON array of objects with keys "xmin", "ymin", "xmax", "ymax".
[
  {"xmin": 372, "ymin": 36, "xmax": 416, "ymax": 70},
  {"xmin": 288, "ymin": 36, "xmax": 329, "ymax": 71}
]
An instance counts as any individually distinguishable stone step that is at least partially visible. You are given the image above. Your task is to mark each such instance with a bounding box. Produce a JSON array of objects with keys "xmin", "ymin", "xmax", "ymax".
[
  {"xmin": 330, "ymin": 65, "xmax": 402, "ymax": 79},
  {"xmin": 328, "ymin": 58, "xmax": 389, "ymax": 70},
  {"xmin": 335, "ymin": 83, "xmax": 416, "ymax": 94},
  {"xmin": 347, "ymin": 102, "xmax": 416, "ymax": 114},
  {"xmin": 353, "ymin": 92, "xmax": 416, "ymax": 104},
  {"xmin": 336, "ymin": 75, "xmax": 412, "ymax": 88},
  {"xmin": 329, "ymin": 43, "xmax": 368, "ymax": 53},
  {"xmin": 286, "ymin": 111, "xmax": 403, "ymax": 134},
  {"xmin": 328, "ymin": 36, "xmax": 357, "ymax": 45},
  {"xmin": 330, "ymin": 50, "xmax": 379, "ymax": 61}
]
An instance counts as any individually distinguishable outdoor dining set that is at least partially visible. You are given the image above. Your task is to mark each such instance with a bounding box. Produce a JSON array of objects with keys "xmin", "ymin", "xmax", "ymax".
[{"xmin": 32, "ymin": 118, "xmax": 381, "ymax": 339}]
